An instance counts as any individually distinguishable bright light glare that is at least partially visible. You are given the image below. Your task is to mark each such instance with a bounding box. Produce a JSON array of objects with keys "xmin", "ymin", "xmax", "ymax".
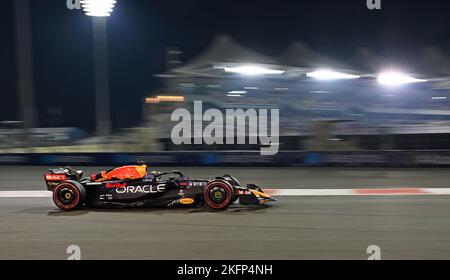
[
  {"xmin": 306, "ymin": 70, "xmax": 360, "ymax": 80},
  {"xmin": 224, "ymin": 66, "xmax": 284, "ymax": 76},
  {"xmin": 145, "ymin": 96, "xmax": 185, "ymax": 104},
  {"xmin": 228, "ymin": 91, "xmax": 247, "ymax": 94},
  {"xmin": 81, "ymin": 0, "xmax": 117, "ymax": 17},
  {"xmin": 378, "ymin": 72, "xmax": 428, "ymax": 86},
  {"xmin": 227, "ymin": 94, "xmax": 243, "ymax": 97}
]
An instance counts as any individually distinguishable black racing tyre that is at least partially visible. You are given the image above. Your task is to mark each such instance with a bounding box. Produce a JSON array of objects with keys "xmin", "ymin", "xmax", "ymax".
[
  {"xmin": 53, "ymin": 180, "xmax": 86, "ymax": 211},
  {"xmin": 204, "ymin": 179, "xmax": 234, "ymax": 210}
]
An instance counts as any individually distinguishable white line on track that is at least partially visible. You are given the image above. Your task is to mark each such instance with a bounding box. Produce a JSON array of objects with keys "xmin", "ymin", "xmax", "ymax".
[
  {"xmin": 3, "ymin": 188, "xmax": 450, "ymax": 198},
  {"xmin": 0, "ymin": 191, "xmax": 52, "ymax": 198},
  {"xmin": 265, "ymin": 188, "xmax": 450, "ymax": 196}
]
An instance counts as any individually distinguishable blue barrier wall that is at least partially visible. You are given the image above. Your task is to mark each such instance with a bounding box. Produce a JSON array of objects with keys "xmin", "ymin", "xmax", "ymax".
[{"xmin": 1, "ymin": 151, "xmax": 450, "ymax": 167}]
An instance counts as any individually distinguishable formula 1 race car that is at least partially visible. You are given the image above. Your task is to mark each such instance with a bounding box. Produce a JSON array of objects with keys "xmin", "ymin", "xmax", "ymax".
[{"xmin": 44, "ymin": 165, "xmax": 276, "ymax": 211}]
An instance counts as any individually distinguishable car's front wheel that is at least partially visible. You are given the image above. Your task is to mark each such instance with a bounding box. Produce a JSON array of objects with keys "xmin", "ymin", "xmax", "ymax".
[
  {"xmin": 53, "ymin": 180, "xmax": 86, "ymax": 210},
  {"xmin": 204, "ymin": 180, "xmax": 234, "ymax": 210}
]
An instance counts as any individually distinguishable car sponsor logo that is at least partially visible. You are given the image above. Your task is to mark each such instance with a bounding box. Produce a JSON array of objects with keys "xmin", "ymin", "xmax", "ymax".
[
  {"xmin": 45, "ymin": 174, "xmax": 67, "ymax": 181},
  {"xmin": 106, "ymin": 182, "xmax": 127, "ymax": 189},
  {"xmin": 179, "ymin": 181, "xmax": 206, "ymax": 187},
  {"xmin": 179, "ymin": 198, "xmax": 195, "ymax": 205},
  {"xmin": 115, "ymin": 184, "xmax": 166, "ymax": 194},
  {"xmin": 237, "ymin": 190, "xmax": 250, "ymax": 195},
  {"xmin": 189, "ymin": 181, "xmax": 206, "ymax": 187},
  {"xmin": 86, "ymin": 182, "xmax": 102, "ymax": 186},
  {"xmin": 99, "ymin": 194, "xmax": 113, "ymax": 200}
]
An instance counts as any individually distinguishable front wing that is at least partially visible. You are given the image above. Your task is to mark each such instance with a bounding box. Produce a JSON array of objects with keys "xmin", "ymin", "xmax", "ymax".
[{"xmin": 237, "ymin": 184, "xmax": 276, "ymax": 206}]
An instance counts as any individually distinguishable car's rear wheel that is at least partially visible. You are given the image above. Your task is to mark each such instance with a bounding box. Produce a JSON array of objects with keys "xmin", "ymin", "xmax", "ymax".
[
  {"xmin": 53, "ymin": 181, "xmax": 86, "ymax": 210},
  {"xmin": 204, "ymin": 180, "xmax": 234, "ymax": 210}
]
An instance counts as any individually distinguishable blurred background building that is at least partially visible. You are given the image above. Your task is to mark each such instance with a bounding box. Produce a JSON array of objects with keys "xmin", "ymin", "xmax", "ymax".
[
  {"xmin": 144, "ymin": 34, "xmax": 450, "ymax": 152},
  {"xmin": 2, "ymin": 0, "xmax": 450, "ymax": 158},
  {"xmin": 3, "ymin": 33, "xmax": 450, "ymax": 153}
]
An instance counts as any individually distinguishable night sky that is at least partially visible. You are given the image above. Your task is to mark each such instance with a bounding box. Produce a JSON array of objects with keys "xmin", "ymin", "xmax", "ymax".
[{"xmin": 1, "ymin": 0, "xmax": 449, "ymax": 132}]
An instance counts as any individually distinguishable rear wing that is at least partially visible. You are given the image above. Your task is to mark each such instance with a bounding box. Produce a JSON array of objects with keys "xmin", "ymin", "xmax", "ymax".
[{"xmin": 44, "ymin": 167, "xmax": 83, "ymax": 191}]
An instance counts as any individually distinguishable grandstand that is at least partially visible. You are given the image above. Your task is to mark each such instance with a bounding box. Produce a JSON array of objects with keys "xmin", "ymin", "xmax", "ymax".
[{"xmin": 147, "ymin": 34, "xmax": 450, "ymax": 151}]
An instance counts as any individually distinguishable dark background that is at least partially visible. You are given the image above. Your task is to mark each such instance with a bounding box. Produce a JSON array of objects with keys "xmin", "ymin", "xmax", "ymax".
[{"xmin": 1, "ymin": 0, "xmax": 449, "ymax": 131}]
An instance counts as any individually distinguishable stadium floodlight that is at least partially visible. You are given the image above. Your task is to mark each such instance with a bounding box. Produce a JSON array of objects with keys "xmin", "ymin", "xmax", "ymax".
[
  {"xmin": 81, "ymin": 0, "xmax": 117, "ymax": 17},
  {"xmin": 83, "ymin": 0, "xmax": 117, "ymax": 136},
  {"xmin": 223, "ymin": 65, "xmax": 284, "ymax": 76},
  {"xmin": 378, "ymin": 71, "xmax": 428, "ymax": 86},
  {"xmin": 306, "ymin": 70, "xmax": 360, "ymax": 80}
]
